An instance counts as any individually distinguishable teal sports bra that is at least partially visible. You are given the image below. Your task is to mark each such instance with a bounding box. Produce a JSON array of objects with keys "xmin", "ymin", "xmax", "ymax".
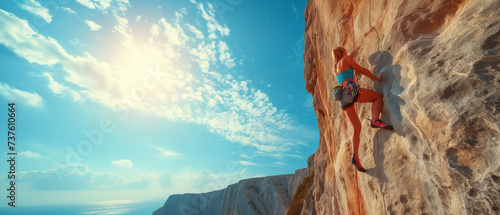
[{"xmin": 336, "ymin": 67, "xmax": 354, "ymax": 84}]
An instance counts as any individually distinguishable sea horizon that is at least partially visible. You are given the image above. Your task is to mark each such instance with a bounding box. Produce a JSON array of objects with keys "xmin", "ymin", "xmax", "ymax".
[{"xmin": 0, "ymin": 198, "xmax": 167, "ymax": 215}]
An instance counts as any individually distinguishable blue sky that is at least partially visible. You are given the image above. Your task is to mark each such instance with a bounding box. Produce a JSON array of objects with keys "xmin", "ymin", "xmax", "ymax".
[{"xmin": 0, "ymin": 0, "xmax": 315, "ymax": 207}]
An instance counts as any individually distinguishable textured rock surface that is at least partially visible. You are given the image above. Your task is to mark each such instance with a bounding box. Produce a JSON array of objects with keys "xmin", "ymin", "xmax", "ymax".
[
  {"xmin": 153, "ymin": 168, "xmax": 307, "ymax": 215},
  {"xmin": 302, "ymin": 0, "xmax": 500, "ymax": 214}
]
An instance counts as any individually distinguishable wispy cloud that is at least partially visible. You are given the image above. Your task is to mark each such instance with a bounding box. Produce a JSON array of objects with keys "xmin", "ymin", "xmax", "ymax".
[
  {"xmin": 153, "ymin": 146, "xmax": 182, "ymax": 157},
  {"xmin": 76, "ymin": 0, "xmax": 112, "ymax": 11},
  {"xmin": 217, "ymin": 41, "xmax": 235, "ymax": 68},
  {"xmin": 43, "ymin": 73, "xmax": 68, "ymax": 94},
  {"xmin": 76, "ymin": 0, "xmax": 96, "ymax": 9},
  {"xmin": 0, "ymin": 9, "xmax": 66, "ymax": 65},
  {"xmin": 18, "ymin": 0, "xmax": 52, "ymax": 23},
  {"xmin": 19, "ymin": 151, "xmax": 43, "ymax": 158},
  {"xmin": 61, "ymin": 7, "xmax": 77, "ymax": 15},
  {"xmin": 239, "ymin": 154, "xmax": 251, "ymax": 159},
  {"xmin": 272, "ymin": 161, "xmax": 286, "ymax": 166},
  {"xmin": 85, "ymin": 20, "xmax": 102, "ymax": 31},
  {"xmin": 68, "ymin": 90, "xmax": 84, "ymax": 102},
  {"xmin": 159, "ymin": 18, "xmax": 188, "ymax": 46},
  {"xmin": 186, "ymin": 24, "xmax": 204, "ymax": 40},
  {"xmin": 0, "ymin": 83, "xmax": 44, "ymax": 107},
  {"xmin": 19, "ymin": 164, "xmax": 152, "ymax": 190},
  {"xmin": 18, "ymin": 163, "xmax": 253, "ymax": 193},
  {"xmin": 196, "ymin": 2, "xmax": 229, "ymax": 40},
  {"xmin": 150, "ymin": 23, "xmax": 160, "ymax": 37},
  {"xmin": 175, "ymin": 8, "xmax": 187, "ymax": 20},
  {"xmin": 238, "ymin": 161, "xmax": 258, "ymax": 166},
  {"xmin": 170, "ymin": 167, "xmax": 251, "ymax": 193},
  {"xmin": 113, "ymin": 14, "xmax": 134, "ymax": 48},
  {"xmin": 302, "ymin": 95, "xmax": 313, "ymax": 109},
  {"xmin": 111, "ymin": 159, "xmax": 133, "ymax": 168}
]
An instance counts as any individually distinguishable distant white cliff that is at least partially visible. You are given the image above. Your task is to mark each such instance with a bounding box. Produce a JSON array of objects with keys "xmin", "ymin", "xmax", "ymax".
[{"xmin": 153, "ymin": 168, "xmax": 308, "ymax": 215}]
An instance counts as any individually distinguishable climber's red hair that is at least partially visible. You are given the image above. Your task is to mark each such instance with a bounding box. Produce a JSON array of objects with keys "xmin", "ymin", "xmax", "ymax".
[{"xmin": 332, "ymin": 46, "xmax": 347, "ymax": 70}]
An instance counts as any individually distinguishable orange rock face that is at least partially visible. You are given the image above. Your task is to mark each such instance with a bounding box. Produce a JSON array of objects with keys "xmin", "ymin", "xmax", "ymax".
[{"xmin": 302, "ymin": 0, "xmax": 500, "ymax": 214}]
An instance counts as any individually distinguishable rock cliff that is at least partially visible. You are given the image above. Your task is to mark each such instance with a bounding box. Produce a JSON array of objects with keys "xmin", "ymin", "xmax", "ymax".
[
  {"xmin": 301, "ymin": 0, "xmax": 500, "ymax": 214},
  {"xmin": 153, "ymin": 168, "xmax": 307, "ymax": 215}
]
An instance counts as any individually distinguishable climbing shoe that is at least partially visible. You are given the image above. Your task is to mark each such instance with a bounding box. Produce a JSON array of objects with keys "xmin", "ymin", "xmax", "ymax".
[
  {"xmin": 351, "ymin": 154, "xmax": 366, "ymax": 172},
  {"xmin": 368, "ymin": 119, "xmax": 393, "ymax": 130}
]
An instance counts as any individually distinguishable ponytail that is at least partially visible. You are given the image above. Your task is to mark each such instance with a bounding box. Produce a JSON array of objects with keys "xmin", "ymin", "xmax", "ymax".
[{"xmin": 332, "ymin": 47, "xmax": 347, "ymax": 72}]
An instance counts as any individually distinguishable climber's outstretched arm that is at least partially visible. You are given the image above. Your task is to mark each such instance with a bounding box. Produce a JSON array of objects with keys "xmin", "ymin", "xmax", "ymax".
[{"xmin": 346, "ymin": 56, "xmax": 381, "ymax": 81}]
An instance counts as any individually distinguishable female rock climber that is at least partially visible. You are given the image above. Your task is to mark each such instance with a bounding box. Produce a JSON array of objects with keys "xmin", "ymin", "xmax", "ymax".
[{"xmin": 332, "ymin": 46, "xmax": 393, "ymax": 172}]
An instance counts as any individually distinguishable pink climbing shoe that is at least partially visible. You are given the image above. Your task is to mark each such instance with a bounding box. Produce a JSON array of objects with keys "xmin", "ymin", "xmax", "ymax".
[
  {"xmin": 351, "ymin": 154, "xmax": 366, "ymax": 172},
  {"xmin": 368, "ymin": 119, "xmax": 393, "ymax": 130}
]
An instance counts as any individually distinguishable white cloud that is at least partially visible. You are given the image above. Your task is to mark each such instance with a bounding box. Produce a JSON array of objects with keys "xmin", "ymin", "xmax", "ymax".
[
  {"xmin": 136, "ymin": 15, "xmax": 141, "ymax": 22},
  {"xmin": 0, "ymin": 9, "xmax": 67, "ymax": 65},
  {"xmin": 170, "ymin": 168, "xmax": 251, "ymax": 193},
  {"xmin": 186, "ymin": 24, "xmax": 204, "ymax": 40},
  {"xmin": 115, "ymin": 0, "xmax": 131, "ymax": 12},
  {"xmin": 238, "ymin": 161, "xmax": 258, "ymax": 166},
  {"xmin": 19, "ymin": 164, "xmax": 152, "ymax": 190},
  {"xmin": 218, "ymin": 41, "xmax": 235, "ymax": 68},
  {"xmin": 19, "ymin": 151, "xmax": 43, "ymax": 158},
  {"xmin": 173, "ymin": 7, "xmax": 188, "ymax": 21},
  {"xmin": 198, "ymin": 3, "xmax": 215, "ymax": 22},
  {"xmin": 43, "ymin": 73, "xmax": 68, "ymax": 94},
  {"xmin": 68, "ymin": 90, "xmax": 84, "ymax": 102},
  {"xmin": 159, "ymin": 18, "xmax": 188, "ymax": 46},
  {"xmin": 196, "ymin": 2, "xmax": 230, "ymax": 39},
  {"xmin": 150, "ymin": 23, "xmax": 160, "ymax": 36},
  {"xmin": 272, "ymin": 161, "xmax": 286, "ymax": 166},
  {"xmin": 17, "ymin": 164, "xmax": 255, "ymax": 194},
  {"xmin": 217, "ymin": 24, "xmax": 230, "ymax": 36},
  {"xmin": 286, "ymin": 154, "xmax": 304, "ymax": 159},
  {"xmin": 76, "ymin": 0, "xmax": 96, "ymax": 9},
  {"xmin": 0, "ymin": 9, "xmax": 118, "ymax": 105},
  {"xmin": 76, "ymin": 0, "xmax": 112, "ymax": 10},
  {"xmin": 239, "ymin": 154, "xmax": 251, "ymax": 159},
  {"xmin": 190, "ymin": 41, "xmax": 217, "ymax": 72},
  {"xmin": 18, "ymin": 0, "xmax": 52, "ymax": 23},
  {"xmin": 70, "ymin": 39, "xmax": 86, "ymax": 47},
  {"xmin": 302, "ymin": 95, "xmax": 313, "ymax": 109},
  {"xmin": 0, "ymin": 83, "xmax": 44, "ymax": 107},
  {"xmin": 85, "ymin": 20, "xmax": 102, "ymax": 31},
  {"xmin": 111, "ymin": 159, "xmax": 133, "ymax": 168},
  {"xmin": 61, "ymin": 7, "xmax": 77, "ymax": 15},
  {"xmin": 153, "ymin": 146, "xmax": 182, "ymax": 157},
  {"xmin": 97, "ymin": 0, "xmax": 113, "ymax": 10},
  {"xmin": 114, "ymin": 14, "xmax": 134, "ymax": 48}
]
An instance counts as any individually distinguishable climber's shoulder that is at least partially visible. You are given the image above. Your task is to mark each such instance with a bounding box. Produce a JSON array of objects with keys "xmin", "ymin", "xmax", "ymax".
[
  {"xmin": 338, "ymin": 56, "xmax": 353, "ymax": 65},
  {"xmin": 344, "ymin": 55, "xmax": 355, "ymax": 64},
  {"xmin": 345, "ymin": 56, "xmax": 364, "ymax": 69}
]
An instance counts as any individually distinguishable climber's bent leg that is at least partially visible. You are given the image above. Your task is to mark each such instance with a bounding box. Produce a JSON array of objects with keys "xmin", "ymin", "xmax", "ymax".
[
  {"xmin": 357, "ymin": 88, "xmax": 383, "ymax": 121},
  {"xmin": 357, "ymin": 88, "xmax": 393, "ymax": 130}
]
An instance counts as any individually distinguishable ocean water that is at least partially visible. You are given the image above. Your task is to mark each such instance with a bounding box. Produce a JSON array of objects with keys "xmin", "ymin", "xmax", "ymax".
[{"xmin": 0, "ymin": 199, "xmax": 166, "ymax": 215}]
